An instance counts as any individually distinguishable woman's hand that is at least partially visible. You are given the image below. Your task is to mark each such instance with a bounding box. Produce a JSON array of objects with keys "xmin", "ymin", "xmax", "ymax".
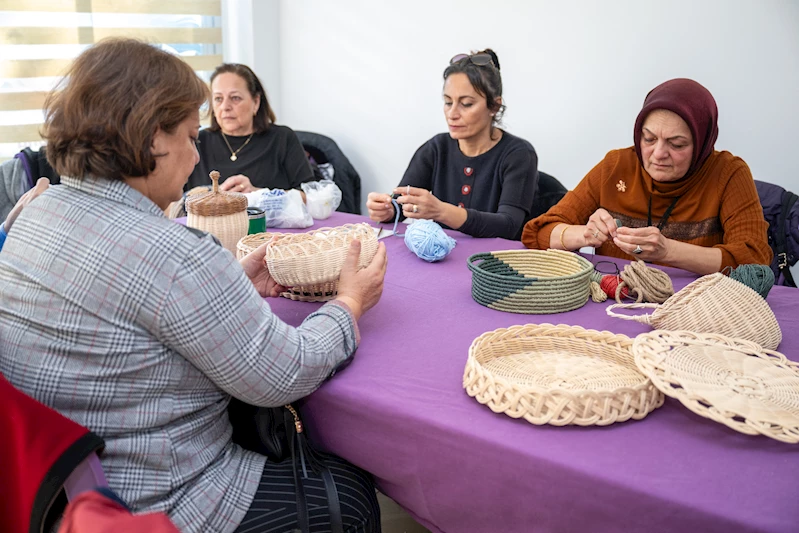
[
  {"xmin": 393, "ymin": 185, "xmax": 444, "ymax": 220},
  {"xmin": 613, "ymin": 226, "xmax": 670, "ymax": 261},
  {"xmin": 335, "ymin": 239, "xmax": 388, "ymax": 321},
  {"xmin": 366, "ymin": 192, "xmax": 395, "ymax": 223},
  {"xmin": 584, "ymin": 208, "xmax": 619, "ymax": 248},
  {"xmin": 239, "ymin": 240, "xmax": 287, "ymax": 297},
  {"xmin": 220, "ymin": 174, "xmax": 257, "ymax": 193},
  {"xmin": 5, "ymin": 177, "xmax": 50, "ymax": 233}
]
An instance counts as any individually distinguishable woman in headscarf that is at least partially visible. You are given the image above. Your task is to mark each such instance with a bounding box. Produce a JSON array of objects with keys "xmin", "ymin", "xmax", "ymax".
[{"xmin": 522, "ymin": 78, "xmax": 772, "ymax": 274}]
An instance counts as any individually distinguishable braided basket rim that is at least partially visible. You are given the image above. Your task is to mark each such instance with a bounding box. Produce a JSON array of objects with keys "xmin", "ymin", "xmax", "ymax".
[
  {"xmin": 463, "ymin": 323, "xmax": 664, "ymax": 426},
  {"xmin": 633, "ymin": 330, "xmax": 799, "ymax": 444}
]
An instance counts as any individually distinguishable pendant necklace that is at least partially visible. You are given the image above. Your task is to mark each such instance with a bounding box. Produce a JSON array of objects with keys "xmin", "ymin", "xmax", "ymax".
[{"xmin": 221, "ymin": 131, "xmax": 254, "ymax": 161}]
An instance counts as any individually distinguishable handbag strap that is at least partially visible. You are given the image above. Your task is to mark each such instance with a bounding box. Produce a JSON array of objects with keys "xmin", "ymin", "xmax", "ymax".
[
  {"xmin": 285, "ymin": 405, "xmax": 345, "ymax": 533},
  {"xmin": 287, "ymin": 409, "xmax": 310, "ymax": 533},
  {"xmin": 320, "ymin": 466, "xmax": 344, "ymax": 533}
]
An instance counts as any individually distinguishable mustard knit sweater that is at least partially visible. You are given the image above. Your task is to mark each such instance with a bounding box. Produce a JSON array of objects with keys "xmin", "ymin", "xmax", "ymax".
[{"xmin": 522, "ymin": 148, "xmax": 772, "ymax": 271}]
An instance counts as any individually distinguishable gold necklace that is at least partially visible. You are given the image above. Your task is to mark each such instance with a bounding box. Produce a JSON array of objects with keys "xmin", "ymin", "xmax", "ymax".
[{"xmin": 221, "ymin": 131, "xmax": 254, "ymax": 161}]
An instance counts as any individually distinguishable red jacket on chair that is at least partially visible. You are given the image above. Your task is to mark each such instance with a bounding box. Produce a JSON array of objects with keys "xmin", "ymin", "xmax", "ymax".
[{"xmin": 0, "ymin": 372, "xmax": 104, "ymax": 533}]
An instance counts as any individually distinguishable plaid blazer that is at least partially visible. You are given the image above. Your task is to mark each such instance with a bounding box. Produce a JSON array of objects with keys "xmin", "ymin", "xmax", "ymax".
[{"xmin": 0, "ymin": 176, "xmax": 360, "ymax": 532}]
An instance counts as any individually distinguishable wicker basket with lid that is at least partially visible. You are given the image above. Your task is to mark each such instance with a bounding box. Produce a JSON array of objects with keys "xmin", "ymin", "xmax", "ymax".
[{"xmin": 186, "ymin": 170, "xmax": 248, "ymax": 254}]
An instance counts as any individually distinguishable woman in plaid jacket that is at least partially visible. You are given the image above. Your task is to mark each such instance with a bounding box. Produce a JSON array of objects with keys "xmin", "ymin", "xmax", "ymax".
[{"xmin": 0, "ymin": 38, "xmax": 385, "ymax": 533}]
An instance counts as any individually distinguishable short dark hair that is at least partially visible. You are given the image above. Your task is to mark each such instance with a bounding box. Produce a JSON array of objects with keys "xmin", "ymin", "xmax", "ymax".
[
  {"xmin": 443, "ymin": 48, "xmax": 505, "ymax": 126},
  {"xmin": 208, "ymin": 63, "xmax": 276, "ymax": 134},
  {"xmin": 43, "ymin": 38, "xmax": 209, "ymax": 180}
]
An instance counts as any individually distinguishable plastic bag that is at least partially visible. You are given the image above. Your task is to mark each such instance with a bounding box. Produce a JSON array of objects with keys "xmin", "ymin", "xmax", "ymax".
[
  {"xmin": 246, "ymin": 188, "xmax": 313, "ymax": 229},
  {"xmin": 301, "ymin": 179, "xmax": 342, "ymax": 220}
]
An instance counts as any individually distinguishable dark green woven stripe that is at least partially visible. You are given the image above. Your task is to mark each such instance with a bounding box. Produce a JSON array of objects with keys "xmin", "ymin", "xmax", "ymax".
[{"xmin": 467, "ymin": 253, "xmax": 537, "ymax": 281}]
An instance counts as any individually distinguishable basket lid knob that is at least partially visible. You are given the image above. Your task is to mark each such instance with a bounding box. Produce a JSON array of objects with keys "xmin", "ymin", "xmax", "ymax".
[{"xmin": 186, "ymin": 170, "xmax": 248, "ymax": 217}]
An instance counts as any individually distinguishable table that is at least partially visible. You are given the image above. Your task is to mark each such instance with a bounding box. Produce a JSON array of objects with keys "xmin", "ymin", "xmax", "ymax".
[{"xmin": 265, "ymin": 212, "xmax": 799, "ymax": 533}]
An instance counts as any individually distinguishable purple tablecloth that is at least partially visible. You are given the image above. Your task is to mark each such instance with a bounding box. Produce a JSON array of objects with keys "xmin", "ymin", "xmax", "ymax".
[{"xmin": 263, "ymin": 213, "xmax": 799, "ymax": 533}]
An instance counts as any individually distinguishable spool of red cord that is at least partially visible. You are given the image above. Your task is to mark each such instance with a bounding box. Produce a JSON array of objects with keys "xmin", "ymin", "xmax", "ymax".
[{"xmin": 600, "ymin": 274, "xmax": 629, "ymax": 299}]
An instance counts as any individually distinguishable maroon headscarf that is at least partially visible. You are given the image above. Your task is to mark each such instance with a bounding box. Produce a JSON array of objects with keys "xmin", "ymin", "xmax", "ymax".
[{"xmin": 633, "ymin": 78, "xmax": 719, "ymax": 180}]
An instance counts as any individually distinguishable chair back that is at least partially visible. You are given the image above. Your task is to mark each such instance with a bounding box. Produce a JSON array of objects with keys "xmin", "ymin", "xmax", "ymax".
[
  {"xmin": 754, "ymin": 179, "xmax": 799, "ymax": 287},
  {"xmin": 296, "ymin": 131, "xmax": 362, "ymax": 214},
  {"xmin": 530, "ymin": 171, "xmax": 567, "ymax": 219}
]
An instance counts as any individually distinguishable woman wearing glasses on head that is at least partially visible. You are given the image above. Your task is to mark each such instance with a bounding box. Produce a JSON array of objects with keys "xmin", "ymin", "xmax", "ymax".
[
  {"xmin": 186, "ymin": 63, "xmax": 315, "ymax": 194},
  {"xmin": 366, "ymin": 49, "xmax": 539, "ymax": 240},
  {"xmin": 522, "ymin": 78, "xmax": 771, "ymax": 275}
]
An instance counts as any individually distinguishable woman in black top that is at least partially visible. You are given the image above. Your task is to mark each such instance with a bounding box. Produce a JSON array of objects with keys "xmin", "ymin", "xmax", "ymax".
[
  {"xmin": 186, "ymin": 63, "xmax": 314, "ymax": 193},
  {"xmin": 366, "ymin": 49, "xmax": 539, "ymax": 239}
]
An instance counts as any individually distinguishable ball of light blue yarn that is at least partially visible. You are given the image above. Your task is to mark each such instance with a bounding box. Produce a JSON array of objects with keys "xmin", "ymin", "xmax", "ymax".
[{"xmin": 404, "ymin": 219, "xmax": 456, "ymax": 262}]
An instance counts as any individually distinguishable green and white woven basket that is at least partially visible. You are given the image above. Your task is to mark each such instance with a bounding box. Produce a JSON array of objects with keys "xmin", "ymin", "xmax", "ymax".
[{"xmin": 467, "ymin": 249, "xmax": 594, "ymax": 314}]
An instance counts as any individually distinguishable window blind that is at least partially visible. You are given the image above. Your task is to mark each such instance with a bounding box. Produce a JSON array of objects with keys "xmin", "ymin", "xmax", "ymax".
[{"xmin": 0, "ymin": 0, "xmax": 222, "ymax": 161}]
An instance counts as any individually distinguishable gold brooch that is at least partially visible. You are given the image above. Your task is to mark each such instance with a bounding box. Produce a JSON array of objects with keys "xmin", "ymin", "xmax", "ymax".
[{"xmin": 616, "ymin": 180, "xmax": 627, "ymax": 192}]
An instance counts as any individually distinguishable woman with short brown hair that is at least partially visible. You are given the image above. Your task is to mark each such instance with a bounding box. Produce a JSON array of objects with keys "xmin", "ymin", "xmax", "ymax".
[{"xmin": 0, "ymin": 38, "xmax": 385, "ymax": 533}]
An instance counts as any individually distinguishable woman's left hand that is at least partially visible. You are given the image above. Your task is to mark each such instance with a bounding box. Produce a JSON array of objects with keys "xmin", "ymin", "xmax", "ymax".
[
  {"xmin": 239, "ymin": 240, "xmax": 287, "ymax": 297},
  {"xmin": 393, "ymin": 185, "xmax": 443, "ymax": 220},
  {"xmin": 613, "ymin": 226, "xmax": 670, "ymax": 261},
  {"xmin": 220, "ymin": 174, "xmax": 257, "ymax": 193}
]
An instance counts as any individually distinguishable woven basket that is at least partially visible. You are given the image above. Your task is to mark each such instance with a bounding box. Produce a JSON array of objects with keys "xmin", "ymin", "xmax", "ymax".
[
  {"xmin": 186, "ymin": 171, "xmax": 248, "ymax": 254},
  {"xmin": 464, "ymin": 324, "xmax": 664, "ymax": 426},
  {"xmin": 265, "ymin": 223, "xmax": 378, "ymax": 287},
  {"xmin": 633, "ymin": 331, "xmax": 799, "ymax": 443},
  {"xmin": 606, "ymin": 272, "xmax": 782, "ymax": 350},
  {"xmin": 237, "ymin": 232, "xmax": 338, "ymax": 302},
  {"xmin": 467, "ymin": 249, "xmax": 593, "ymax": 314}
]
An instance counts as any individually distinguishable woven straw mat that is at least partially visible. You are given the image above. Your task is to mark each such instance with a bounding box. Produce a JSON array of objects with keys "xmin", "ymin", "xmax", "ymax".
[
  {"xmin": 633, "ymin": 331, "xmax": 799, "ymax": 443},
  {"xmin": 463, "ymin": 324, "xmax": 664, "ymax": 426},
  {"xmin": 265, "ymin": 223, "xmax": 378, "ymax": 288},
  {"xmin": 606, "ymin": 272, "xmax": 782, "ymax": 350},
  {"xmin": 467, "ymin": 249, "xmax": 593, "ymax": 314}
]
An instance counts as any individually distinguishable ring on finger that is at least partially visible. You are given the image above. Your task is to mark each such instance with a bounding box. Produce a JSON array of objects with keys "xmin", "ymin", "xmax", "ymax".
[
  {"xmin": 632, "ymin": 245, "xmax": 643, "ymax": 254},
  {"xmin": 592, "ymin": 230, "xmax": 599, "ymax": 238},
  {"xmin": 413, "ymin": 204, "xmax": 418, "ymax": 213}
]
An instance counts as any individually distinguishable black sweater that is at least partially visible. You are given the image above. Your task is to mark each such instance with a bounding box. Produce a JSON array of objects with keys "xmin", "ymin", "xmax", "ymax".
[
  {"xmin": 187, "ymin": 125, "xmax": 314, "ymax": 191},
  {"xmin": 398, "ymin": 131, "xmax": 538, "ymax": 239}
]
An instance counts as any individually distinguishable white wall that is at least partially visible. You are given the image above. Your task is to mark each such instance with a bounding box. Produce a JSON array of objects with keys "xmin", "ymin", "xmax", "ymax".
[{"xmin": 233, "ymin": 0, "xmax": 799, "ymax": 211}]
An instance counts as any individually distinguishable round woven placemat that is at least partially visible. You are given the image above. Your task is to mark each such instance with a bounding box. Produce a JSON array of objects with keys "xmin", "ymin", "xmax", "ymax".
[
  {"xmin": 467, "ymin": 249, "xmax": 593, "ymax": 314},
  {"xmin": 464, "ymin": 324, "xmax": 664, "ymax": 426},
  {"xmin": 633, "ymin": 331, "xmax": 799, "ymax": 443}
]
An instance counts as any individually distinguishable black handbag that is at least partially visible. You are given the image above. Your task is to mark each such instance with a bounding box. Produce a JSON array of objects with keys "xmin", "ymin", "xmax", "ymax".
[{"xmin": 228, "ymin": 399, "xmax": 344, "ymax": 533}]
